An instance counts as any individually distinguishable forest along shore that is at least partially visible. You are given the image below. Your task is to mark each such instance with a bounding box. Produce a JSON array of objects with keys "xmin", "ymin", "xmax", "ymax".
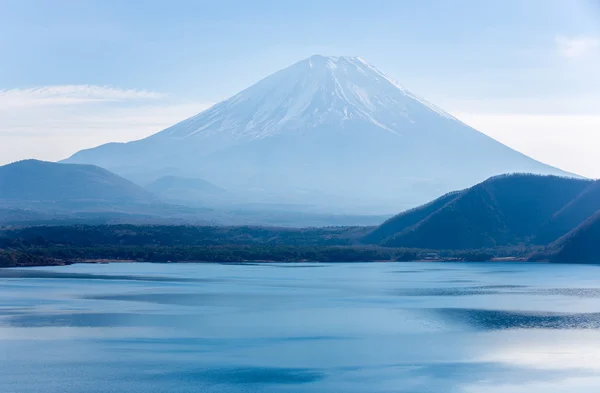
[{"xmin": 0, "ymin": 224, "xmax": 540, "ymax": 268}]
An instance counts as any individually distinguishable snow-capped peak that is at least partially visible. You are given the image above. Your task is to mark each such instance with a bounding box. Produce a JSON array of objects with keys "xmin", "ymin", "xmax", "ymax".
[
  {"xmin": 65, "ymin": 55, "xmax": 573, "ymax": 213},
  {"xmin": 158, "ymin": 55, "xmax": 459, "ymax": 141}
]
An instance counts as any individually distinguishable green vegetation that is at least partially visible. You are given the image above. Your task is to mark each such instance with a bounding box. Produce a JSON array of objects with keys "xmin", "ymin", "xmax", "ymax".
[
  {"xmin": 549, "ymin": 212, "xmax": 600, "ymax": 263},
  {"xmin": 0, "ymin": 224, "xmax": 364, "ymax": 247},
  {"xmin": 365, "ymin": 174, "xmax": 597, "ymax": 250},
  {"xmin": 0, "ymin": 249, "xmax": 65, "ymax": 268},
  {"xmin": 0, "ymin": 224, "xmax": 525, "ymax": 267},
  {"xmin": 3, "ymin": 174, "xmax": 598, "ymax": 267}
]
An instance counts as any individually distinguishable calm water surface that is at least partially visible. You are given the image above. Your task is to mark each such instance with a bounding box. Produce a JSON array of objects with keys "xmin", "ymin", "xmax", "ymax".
[{"xmin": 2, "ymin": 262, "xmax": 600, "ymax": 392}]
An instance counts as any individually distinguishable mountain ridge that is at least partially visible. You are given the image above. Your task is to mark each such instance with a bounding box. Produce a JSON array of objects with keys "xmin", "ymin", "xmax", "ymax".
[
  {"xmin": 550, "ymin": 210, "xmax": 600, "ymax": 263},
  {"xmin": 64, "ymin": 55, "xmax": 576, "ymax": 212},
  {"xmin": 365, "ymin": 174, "xmax": 596, "ymax": 249},
  {"xmin": 0, "ymin": 159, "xmax": 157, "ymax": 204}
]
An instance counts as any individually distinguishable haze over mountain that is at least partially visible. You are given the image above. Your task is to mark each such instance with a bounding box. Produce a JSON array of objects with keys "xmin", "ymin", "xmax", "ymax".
[
  {"xmin": 0, "ymin": 160, "xmax": 156, "ymax": 205},
  {"xmin": 65, "ymin": 55, "xmax": 574, "ymax": 213},
  {"xmin": 145, "ymin": 175, "xmax": 224, "ymax": 202},
  {"xmin": 0, "ymin": 160, "xmax": 388, "ymax": 227},
  {"xmin": 365, "ymin": 174, "xmax": 599, "ymax": 250},
  {"xmin": 0, "ymin": 160, "xmax": 206, "ymax": 225}
]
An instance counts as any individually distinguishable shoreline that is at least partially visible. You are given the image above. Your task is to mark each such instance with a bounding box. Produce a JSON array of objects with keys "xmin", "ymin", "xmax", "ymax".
[{"xmin": 1, "ymin": 258, "xmax": 544, "ymax": 269}]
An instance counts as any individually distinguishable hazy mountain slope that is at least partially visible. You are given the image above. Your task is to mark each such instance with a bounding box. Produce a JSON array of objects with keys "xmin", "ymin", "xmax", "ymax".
[
  {"xmin": 146, "ymin": 175, "xmax": 224, "ymax": 197},
  {"xmin": 551, "ymin": 211, "xmax": 600, "ymax": 263},
  {"xmin": 0, "ymin": 208, "xmax": 47, "ymax": 223},
  {"xmin": 367, "ymin": 174, "xmax": 592, "ymax": 249},
  {"xmin": 0, "ymin": 160, "xmax": 156, "ymax": 204},
  {"xmin": 65, "ymin": 55, "xmax": 574, "ymax": 212},
  {"xmin": 0, "ymin": 161, "xmax": 393, "ymax": 227}
]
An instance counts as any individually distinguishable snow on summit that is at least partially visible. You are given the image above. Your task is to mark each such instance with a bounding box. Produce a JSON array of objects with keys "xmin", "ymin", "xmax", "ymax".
[
  {"xmin": 158, "ymin": 55, "xmax": 458, "ymax": 141},
  {"xmin": 65, "ymin": 55, "xmax": 572, "ymax": 213}
]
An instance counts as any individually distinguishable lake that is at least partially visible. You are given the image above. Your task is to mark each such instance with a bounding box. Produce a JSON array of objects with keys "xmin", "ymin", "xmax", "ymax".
[{"xmin": 2, "ymin": 262, "xmax": 600, "ymax": 392}]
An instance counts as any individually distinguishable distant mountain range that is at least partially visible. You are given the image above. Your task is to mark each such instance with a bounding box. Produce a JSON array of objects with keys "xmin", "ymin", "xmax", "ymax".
[
  {"xmin": 145, "ymin": 175, "xmax": 224, "ymax": 203},
  {"xmin": 0, "ymin": 160, "xmax": 156, "ymax": 205},
  {"xmin": 63, "ymin": 55, "xmax": 575, "ymax": 213},
  {"xmin": 364, "ymin": 174, "xmax": 600, "ymax": 254},
  {"xmin": 0, "ymin": 160, "xmax": 208, "ymax": 224},
  {"xmin": 1, "ymin": 161, "xmax": 598, "ymax": 262},
  {"xmin": 0, "ymin": 160, "xmax": 386, "ymax": 227}
]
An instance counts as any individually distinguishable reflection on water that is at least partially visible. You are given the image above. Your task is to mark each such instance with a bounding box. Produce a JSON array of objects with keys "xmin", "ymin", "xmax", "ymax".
[
  {"xmin": 156, "ymin": 366, "xmax": 326, "ymax": 384},
  {"xmin": 2, "ymin": 262, "xmax": 600, "ymax": 392},
  {"xmin": 434, "ymin": 308, "xmax": 600, "ymax": 330}
]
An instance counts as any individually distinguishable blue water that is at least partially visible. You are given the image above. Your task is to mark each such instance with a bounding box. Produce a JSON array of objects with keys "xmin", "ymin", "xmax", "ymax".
[{"xmin": 2, "ymin": 262, "xmax": 600, "ymax": 392}]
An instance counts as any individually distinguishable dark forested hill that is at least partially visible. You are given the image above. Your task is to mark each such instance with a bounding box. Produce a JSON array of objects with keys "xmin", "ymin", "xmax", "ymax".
[
  {"xmin": 363, "ymin": 191, "xmax": 460, "ymax": 244},
  {"xmin": 532, "ymin": 180, "xmax": 600, "ymax": 245},
  {"xmin": 365, "ymin": 174, "xmax": 596, "ymax": 250},
  {"xmin": 550, "ymin": 211, "xmax": 600, "ymax": 263},
  {"xmin": 0, "ymin": 249, "xmax": 66, "ymax": 267}
]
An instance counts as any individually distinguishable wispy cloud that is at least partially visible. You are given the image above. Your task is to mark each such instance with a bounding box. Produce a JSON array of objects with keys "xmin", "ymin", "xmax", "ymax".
[
  {"xmin": 0, "ymin": 85, "xmax": 164, "ymax": 109},
  {"xmin": 0, "ymin": 84, "xmax": 213, "ymax": 164},
  {"xmin": 555, "ymin": 35, "xmax": 599, "ymax": 58},
  {"xmin": 454, "ymin": 111, "xmax": 600, "ymax": 178}
]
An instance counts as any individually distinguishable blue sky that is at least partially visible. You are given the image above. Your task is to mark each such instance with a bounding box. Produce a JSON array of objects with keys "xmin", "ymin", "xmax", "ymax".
[{"xmin": 1, "ymin": 0, "xmax": 599, "ymax": 176}]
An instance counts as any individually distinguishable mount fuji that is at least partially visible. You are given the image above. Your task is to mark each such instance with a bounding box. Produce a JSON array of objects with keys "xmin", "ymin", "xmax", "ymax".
[{"xmin": 65, "ymin": 55, "xmax": 574, "ymax": 213}]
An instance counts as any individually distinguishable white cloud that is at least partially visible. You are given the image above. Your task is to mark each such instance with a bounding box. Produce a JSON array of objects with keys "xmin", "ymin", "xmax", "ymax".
[
  {"xmin": 555, "ymin": 35, "xmax": 599, "ymax": 58},
  {"xmin": 455, "ymin": 112, "xmax": 600, "ymax": 178},
  {"xmin": 2, "ymin": 84, "xmax": 600, "ymax": 182},
  {"xmin": 0, "ymin": 86, "xmax": 212, "ymax": 165},
  {"xmin": 0, "ymin": 85, "xmax": 164, "ymax": 109},
  {"xmin": 440, "ymin": 96, "xmax": 600, "ymax": 116},
  {"xmin": 435, "ymin": 91, "xmax": 600, "ymax": 179}
]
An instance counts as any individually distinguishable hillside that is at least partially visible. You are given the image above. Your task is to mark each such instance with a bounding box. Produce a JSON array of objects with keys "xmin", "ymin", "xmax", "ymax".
[
  {"xmin": 362, "ymin": 191, "xmax": 460, "ymax": 244},
  {"xmin": 64, "ymin": 55, "xmax": 573, "ymax": 213},
  {"xmin": 146, "ymin": 175, "xmax": 223, "ymax": 194},
  {"xmin": 0, "ymin": 161, "xmax": 384, "ymax": 226},
  {"xmin": 550, "ymin": 212, "xmax": 600, "ymax": 263},
  {"xmin": 145, "ymin": 175, "xmax": 225, "ymax": 204},
  {"xmin": 0, "ymin": 160, "xmax": 157, "ymax": 204},
  {"xmin": 0, "ymin": 249, "xmax": 65, "ymax": 268},
  {"xmin": 532, "ymin": 180, "xmax": 600, "ymax": 244},
  {"xmin": 365, "ymin": 174, "xmax": 595, "ymax": 249}
]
